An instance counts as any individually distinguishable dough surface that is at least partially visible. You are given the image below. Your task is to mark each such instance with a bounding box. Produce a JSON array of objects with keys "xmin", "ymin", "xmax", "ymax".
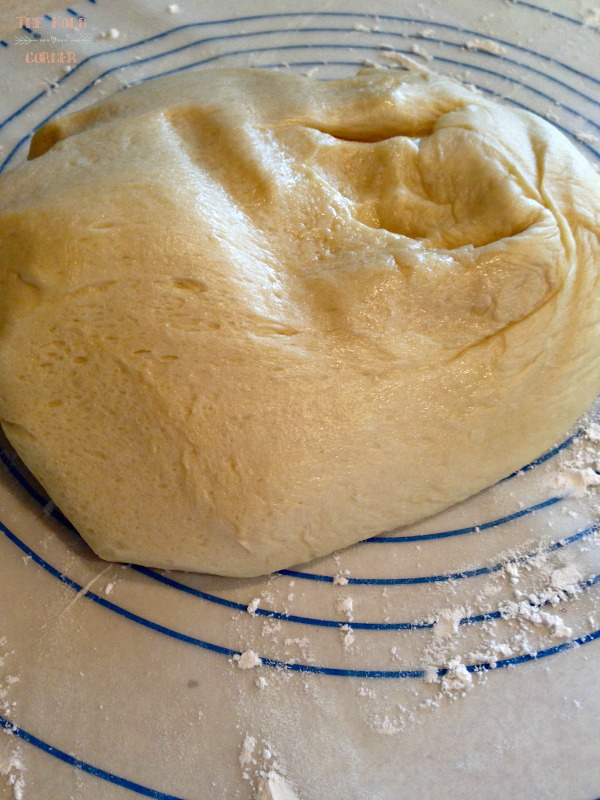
[{"xmin": 1, "ymin": 68, "xmax": 599, "ymax": 577}]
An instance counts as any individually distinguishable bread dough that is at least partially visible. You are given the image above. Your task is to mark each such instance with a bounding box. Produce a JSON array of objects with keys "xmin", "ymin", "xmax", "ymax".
[{"xmin": 1, "ymin": 68, "xmax": 599, "ymax": 577}]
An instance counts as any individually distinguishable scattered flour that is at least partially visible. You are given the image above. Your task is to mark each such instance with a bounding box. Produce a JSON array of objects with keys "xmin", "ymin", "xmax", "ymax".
[
  {"xmin": 439, "ymin": 658, "xmax": 474, "ymax": 698},
  {"xmin": 255, "ymin": 770, "xmax": 301, "ymax": 800},
  {"xmin": 239, "ymin": 733, "xmax": 299, "ymax": 800},
  {"xmin": 554, "ymin": 466, "xmax": 600, "ymax": 496},
  {"xmin": 465, "ymin": 38, "xmax": 507, "ymax": 55},
  {"xmin": 499, "ymin": 601, "xmax": 573, "ymax": 639},
  {"xmin": 551, "ymin": 565, "xmax": 583, "ymax": 592},
  {"xmin": 576, "ymin": 132, "xmax": 599, "ymax": 145},
  {"xmin": 336, "ymin": 597, "xmax": 354, "ymax": 622},
  {"xmin": 415, "ymin": 27, "xmax": 436, "ymax": 38},
  {"xmin": 247, "ymin": 598, "xmax": 261, "ymax": 615},
  {"xmin": 583, "ymin": 7, "xmax": 600, "ymax": 28},
  {"xmin": 333, "ymin": 573, "xmax": 349, "ymax": 586},
  {"xmin": 0, "ymin": 652, "xmax": 24, "ymax": 800},
  {"xmin": 371, "ymin": 713, "xmax": 410, "ymax": 735},
  {"xmin": 379, "ymin": 51, "xmax": 430, "ymax": 71},
  {"xmin": 552, "ymin": 418, "xmax": 600, "ymax": 499},
  {"xmin": 236, "ymin": 651, "xmax": 262, "ymax": 670},
  {"xmin": 585, "ymin": 421, "xmax": 600, "ymax": 444},
  {"xmin": 340, "ymin": 624, "xmax": 355, "ymax": 649},
  {"xmin": 1, "ymin": 751, "xmax": 25, "ymax": 800},
  {"xmin": 239, "ymin": 733, "xmax": 257, "ymax": 768},
  {"xmin": 409, "ymin": 44, "xmax": 433, "ymax": 61},
  {"xmin": 433, "ymin": 607, "xmax": 466, "ymax": 640},
  {"xmin": 0, "ymin": 675, "xmax": 18, "ymax": 719}
]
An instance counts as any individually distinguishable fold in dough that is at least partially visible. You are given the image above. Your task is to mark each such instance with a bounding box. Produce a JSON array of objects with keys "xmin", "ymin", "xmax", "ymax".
[{"xmin": 1, "ymin": 68, "xmax": 599, "ymax": 576}]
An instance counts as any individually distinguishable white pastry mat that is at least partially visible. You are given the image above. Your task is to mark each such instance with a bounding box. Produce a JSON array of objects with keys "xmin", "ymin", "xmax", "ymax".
[{"xmin": 1, "ymin": 1, "xmax": 600, "ymax": 798}]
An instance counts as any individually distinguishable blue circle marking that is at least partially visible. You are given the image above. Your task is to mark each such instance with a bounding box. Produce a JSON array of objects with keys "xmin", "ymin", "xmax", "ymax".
[
  {"xmin": 367, "ymin": 495, "xmax": 565, "ymax": 543},
  {"xmin": 1, "ymin": 444, "xmax": 596, "ymax": 629},
  {"xmin": 500, "ymin": 431, "xmax": 581, "ymax": 481},
  {"xmin": 0, "ymin": 715, "xmax": 189, "ymax": 800},
  {"xmin": 0, "ymin": 516, "xmax": 420, "ymax": 677},
  {"xmin": 132, "ymin": 564, "xmax": 600, "ymax": 632},
  {"xmin": 278, "ymin": 524, "xmax": 599, "ymax": 584},
  {"xmin": 2, "ymin": 516, "xmax": 600, "ymax": 678},
  {"xmin": 515, "ymin": 0, "xmax": 599, "ymax": 27}
]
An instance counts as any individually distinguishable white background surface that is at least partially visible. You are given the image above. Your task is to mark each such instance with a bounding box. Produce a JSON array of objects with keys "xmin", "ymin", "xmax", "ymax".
[{"xmin": 0, "ymin": 1, "xmax": 599, "ymax": 798}]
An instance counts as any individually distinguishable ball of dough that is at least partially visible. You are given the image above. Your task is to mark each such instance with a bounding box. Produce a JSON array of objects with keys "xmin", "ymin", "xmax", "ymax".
[{"xmin": 1, "ymin": 68, "xmax": 599, "ymax": 577}]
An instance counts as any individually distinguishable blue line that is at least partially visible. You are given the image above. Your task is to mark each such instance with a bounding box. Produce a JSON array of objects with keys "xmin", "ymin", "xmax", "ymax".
[
  {"xmin": 38, "ymin": 11, "xmax": 600, "ymax": 92},
  {"xmin": 477, "ymin": 627, "xmax": 600, "ymax": 670},
  {"xmin": 514, "ymin": 0, "xmax": 591, "ymax": 28},
  {"xmin": 0, "ymin": 517, "xmax": 414, "ymax": 677},
  {"xmin": 2, "ymin": 516, "xmax": 600, "ymax": 678},
  {"xmin": 0, "ymin": 13, "xmax": 598, "ymax": 146},
  {"xmin": 132, "ymin": 565, "xmax": 600, "ymax": 632},
  {"xmin": 67, "ymin": 7, "xmax": 79, "ymax": 15},
  {"xmin": 501, "ymin": 431, "xmax": 581, "ymax": 480},
  {"xmin": 0, "ymin": 447, "xmax": 587, "ymax": 626},
  {"xmin": 0, "ymin": 440, "xmax": 584, "ymax": 588},
  {"xmin": 0, "ymin": 41, "xmax": 7, "ymax": 48},
  {"xmin": 442, "ymin": 38, "xmax": 600, "ymax": 108},
  {"xmin": 278, "ymin": 525, "xmax": 599, "ymax": 585},
  {"xmin": 3, "ymin": 505, "xmax": 598, "ymax": 634},
  {"xmin": 405, "ymin": 52, "xmax": 600, "ymax": 156},
  {"xmin": 367, "ymin": 496, "xmax": 564, "ymax": 543},
  {"xmin": 469, "ymin": 83, "xmax": 599, "ymax": 160},
  {"xmin": 0, "ymin": 716, "xmax": 189, "ymax": 800},
  {"xmin": 44, "ymin": 14, "xmax": 53, "ymax": 20},
  {"xmin": 0, "ymin": 451, "xmax": 592, "ymax": 628},
  {"xmin": 131, "ymin": 564, "xmax": 430, "ymax": 630},
  {"xmin": 23, "ymin": 26, "xmax": 32, "ymax": 33},
  {"xmin": 2, "ymin": 621, "xmax": 600, "ymax": 798},
  {"xmin": 70, "ymin": 20, "xmax": 584, "ymax": 140}
]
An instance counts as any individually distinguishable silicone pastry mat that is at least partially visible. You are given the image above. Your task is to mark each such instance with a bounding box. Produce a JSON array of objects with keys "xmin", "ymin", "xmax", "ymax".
[{"xmin": 0, "ymin": 1, "xmax": 599, "ymax": 798}]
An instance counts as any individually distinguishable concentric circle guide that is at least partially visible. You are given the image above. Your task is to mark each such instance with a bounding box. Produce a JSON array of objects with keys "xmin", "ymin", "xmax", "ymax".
[
  {"xmin": 2, "ymin": 435, "xmax": 598, "ymax": 630},
  {"xmin": 1, "ymin": 5, "xmax": 599, "ymax": 799}
]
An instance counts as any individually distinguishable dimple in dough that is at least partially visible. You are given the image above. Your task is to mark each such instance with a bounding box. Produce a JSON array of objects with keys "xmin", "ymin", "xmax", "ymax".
[{"xmin": 1, "ymin": 68, "xmax": 599, "ymax": 577}]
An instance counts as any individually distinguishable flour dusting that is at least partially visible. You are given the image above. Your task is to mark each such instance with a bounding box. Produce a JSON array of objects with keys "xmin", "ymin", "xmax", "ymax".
[
  {"xmin": 465, "ymin": 38, "xmax": 507, "ymax": 55},
  {"xmin": 583, "ymin": 7, "xmax": 600, "ymax": 28},
  {"xmin": 0, "ymin": 751, "xmax": 25, "ymax": 800},
  {"xmin": 235, "ymin": 651, "xmax": 262, "ymax": 670}
]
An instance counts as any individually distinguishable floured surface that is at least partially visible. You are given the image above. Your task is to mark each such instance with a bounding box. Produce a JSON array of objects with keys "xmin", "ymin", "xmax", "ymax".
[
  {"xmin": 1, "ymin": 1, "xmax": 600, "ymax": 798},
  {"xmin": 2, "ymin": 411, "xmax": 600, "ymax": 799}
]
